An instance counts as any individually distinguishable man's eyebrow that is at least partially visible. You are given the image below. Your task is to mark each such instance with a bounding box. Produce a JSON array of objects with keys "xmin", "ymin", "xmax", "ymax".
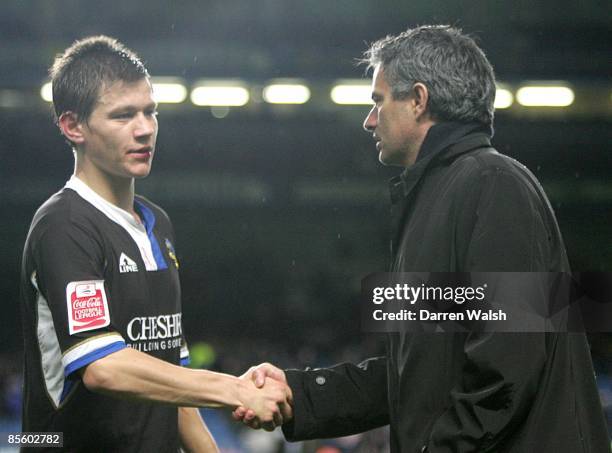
[
  {"xmin": 108, "ymin": 105, "xmax": 135, "ymax": 113},
  {"xmin": 107, "ymin": 102, "xmax": 157, "ymax": 114}
]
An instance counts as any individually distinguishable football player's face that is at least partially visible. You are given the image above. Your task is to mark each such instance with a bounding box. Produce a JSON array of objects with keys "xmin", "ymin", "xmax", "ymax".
[{"xmin": 80, "ymin": 78, "xmax": 158, "ymax": 180}]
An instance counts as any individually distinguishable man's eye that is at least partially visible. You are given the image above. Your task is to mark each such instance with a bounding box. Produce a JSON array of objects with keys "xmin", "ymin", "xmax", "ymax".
[
  {"xmin": 146, "ymin": 110, "xmax": 158, "ymax": 117},
  {"xmin": 113, "ymin": 113, "xmax": 132, "ymax": 119}
]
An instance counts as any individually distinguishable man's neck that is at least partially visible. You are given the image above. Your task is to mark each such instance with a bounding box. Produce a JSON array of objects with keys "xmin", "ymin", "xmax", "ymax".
[
  {"xmin": 412, "ymin": 121, "xmax": 489, "ymax": 165},
  {"xmin": 401, "ymin": 121, "xmax": 435, "ymax": 167},
  {"xmin": 74, "ymin": 167, "xmax": 137, "ymax": 217}
]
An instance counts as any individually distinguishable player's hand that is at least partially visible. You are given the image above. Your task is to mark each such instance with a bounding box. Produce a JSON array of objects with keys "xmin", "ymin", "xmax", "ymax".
[
  {"xmin": 235, "ymin": 370, "xmax": 292, "ymax": 431},
  {"xmin": 232, "ymin": 363, "xmax": 293, "ymax": 429}
]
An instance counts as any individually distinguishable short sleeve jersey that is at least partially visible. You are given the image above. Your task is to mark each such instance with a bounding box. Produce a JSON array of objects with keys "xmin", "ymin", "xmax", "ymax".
[{"xmin": 20, "ymin": 176, "xmax": 189, "ymax": 452}]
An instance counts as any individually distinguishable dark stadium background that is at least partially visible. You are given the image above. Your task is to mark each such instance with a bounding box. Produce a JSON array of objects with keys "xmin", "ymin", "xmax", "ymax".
[{"xmin": 0, "ymin": 1, "xmax": 610, "ymax": 451}]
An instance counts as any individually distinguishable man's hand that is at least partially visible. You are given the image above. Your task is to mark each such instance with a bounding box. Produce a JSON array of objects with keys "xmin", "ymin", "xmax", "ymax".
[
  {"xmin": 233, "ymin": 363, "xmax": 293, "ymax": 430},
  {"xmin": 235, "ymin": 365, "xmax": 292, "ymax": 431}
]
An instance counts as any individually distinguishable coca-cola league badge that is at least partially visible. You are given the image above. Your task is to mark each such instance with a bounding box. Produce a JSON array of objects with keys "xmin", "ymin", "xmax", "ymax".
[{"xmin": 65, "ymin": 280, "xmax": 110, "ymax": 335}]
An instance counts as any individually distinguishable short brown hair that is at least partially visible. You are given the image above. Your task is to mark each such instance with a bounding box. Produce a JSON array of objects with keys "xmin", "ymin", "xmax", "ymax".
[{"xmin": 50, "ymin": 35, "xmax": 148, "ymax": 123}]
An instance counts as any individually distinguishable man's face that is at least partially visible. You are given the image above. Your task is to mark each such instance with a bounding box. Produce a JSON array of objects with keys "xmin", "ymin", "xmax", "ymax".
[
  {"xmin": 363, "ymin": 66, "xmax": 421, "ymax": 167},
  {"xmin": 79, "ymin": 78, "xmax": 158, "ymax": 180}
]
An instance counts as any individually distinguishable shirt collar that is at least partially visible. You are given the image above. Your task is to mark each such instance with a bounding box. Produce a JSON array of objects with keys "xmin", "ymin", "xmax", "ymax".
[{"xmin": 64, "ymin": 175, "xmax": 142, "ymax": 229}]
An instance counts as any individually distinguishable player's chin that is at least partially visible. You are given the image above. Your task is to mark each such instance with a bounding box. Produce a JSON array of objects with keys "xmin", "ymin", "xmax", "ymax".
[
  {"xmin": 129, "ymin": 164, "xmax": 153, "ymax": 179},
  {"xmin": 378, "ymin": 150, "xmax": 394, "ymax": 166},
  {"xmin": 379, "ymin": 150, "xmax": 404, "ymax": 168}
]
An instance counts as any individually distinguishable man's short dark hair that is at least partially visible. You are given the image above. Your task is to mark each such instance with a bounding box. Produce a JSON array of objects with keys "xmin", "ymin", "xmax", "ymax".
[
  {"xmin": 49, "ymin": 35, "xmax": 149, "ymax": 123},
  {"xmin": 363, "ymin": 25, "xmax": 496, "ymax": 127}
]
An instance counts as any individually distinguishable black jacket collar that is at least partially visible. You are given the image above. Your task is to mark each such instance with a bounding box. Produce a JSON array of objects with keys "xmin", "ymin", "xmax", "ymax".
[{"xmin": 389, "ymin": 122, "xmax": 492, "ymax": 203}]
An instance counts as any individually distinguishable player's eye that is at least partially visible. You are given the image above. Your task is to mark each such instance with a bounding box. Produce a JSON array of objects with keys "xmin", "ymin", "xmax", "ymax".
[{"xmin": 112, "ymin": 112, "xmax": 133, "ymax": 119}]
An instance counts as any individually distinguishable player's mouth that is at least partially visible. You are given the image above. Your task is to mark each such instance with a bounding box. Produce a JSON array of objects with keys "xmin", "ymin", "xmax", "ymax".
[
  {"xmin": 374, "ymin": 136, "xmax": 382, "ymax": 151},
  {"xmin": 128, "ymin": 146, "xmax": 153, "ymax": 160}
]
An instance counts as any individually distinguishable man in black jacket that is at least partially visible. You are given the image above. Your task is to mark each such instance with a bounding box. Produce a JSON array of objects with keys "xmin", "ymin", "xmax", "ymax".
[{"xmin": 235, "ymin": 25, "xmax": 610, "ymax": 452}]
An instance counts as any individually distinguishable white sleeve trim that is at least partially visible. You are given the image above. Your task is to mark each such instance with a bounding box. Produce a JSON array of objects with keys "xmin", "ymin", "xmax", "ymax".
[{"xmin": 62, "ymin": 333, "xmax": 126, "ymax": 371}]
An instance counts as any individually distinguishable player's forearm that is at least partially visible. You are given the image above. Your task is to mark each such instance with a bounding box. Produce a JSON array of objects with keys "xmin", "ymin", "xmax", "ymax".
[
  {"xmin": 179, "ymin": 407, "xmax": 219, "ymax": 453},
  {"xmin": 81, "ymin": 347, "xmax": 245, "ymax": 408}
]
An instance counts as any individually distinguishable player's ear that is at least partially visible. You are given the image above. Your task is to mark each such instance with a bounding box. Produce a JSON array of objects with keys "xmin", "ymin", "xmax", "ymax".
[
  {"xmin": 58, "ymin": 111, "xmax": 85, "ymax": 145},
  {"xmin": 411, "ymin": 82, "xmax": 430, "ymax": 120}
]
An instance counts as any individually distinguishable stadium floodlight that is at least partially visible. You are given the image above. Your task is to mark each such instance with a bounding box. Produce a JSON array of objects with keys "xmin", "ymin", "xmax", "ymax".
[
  {"xmin": 516, "ymin": 84, "xmax": 575, "ymax": 107},
  {"xmin": 263, "ymin": 82, "xmax": 310, "ymax": 104},
  {"xmin": 40, "ymin": 82, "xmax": 53, "ymax": 102},
  {"xmin": 151, "ymin": 77, "xmax": 187, "ymax": 104},
  {"xmin": 494, "ymin": 85, "xmax": 513, "ymax": 109},
  {"xmin": 330, "ymin": 80, "xmax": 372, "ymax": 105},
  {"xmin": 190, "ymin": 80, "xmax": 250, "ymax": 107}
]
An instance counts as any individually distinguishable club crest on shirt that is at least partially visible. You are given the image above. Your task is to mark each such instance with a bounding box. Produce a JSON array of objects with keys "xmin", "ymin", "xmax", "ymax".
[
  {"xmin": 165, "ymin": 238, "xmax": 179, "ymax": 269},
  {"xmin": 65, "ymin": 280, "xmax": 110, "ymax": 335}
]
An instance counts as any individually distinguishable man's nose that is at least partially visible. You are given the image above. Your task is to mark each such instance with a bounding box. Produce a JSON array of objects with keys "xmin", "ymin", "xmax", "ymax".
[
  {"xmin": 134, "ymin": 113, "xmax": 156, "ymax": 138},
  {"xmin": 363, "ymin": 106, "xmax": 377, "ymax": 132}
]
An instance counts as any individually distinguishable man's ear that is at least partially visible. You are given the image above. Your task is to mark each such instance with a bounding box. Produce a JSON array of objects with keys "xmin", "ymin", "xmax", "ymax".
[
  {"xmin": 411, "ymin": 82, "xmax": 430, "ymax": 120},
  {"xmin": 58, "ymin": 112, "xmax": 85, "ymax": 145}
]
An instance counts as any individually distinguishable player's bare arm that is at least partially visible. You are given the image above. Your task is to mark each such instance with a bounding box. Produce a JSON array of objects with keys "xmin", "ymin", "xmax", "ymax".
[
  {"xmin": 80, "ymin": 347, "xmax": 291, "ymax": 425},
  {"xmin": 178, "ymin": 406, "xmax": 219, "ymax": 453}
]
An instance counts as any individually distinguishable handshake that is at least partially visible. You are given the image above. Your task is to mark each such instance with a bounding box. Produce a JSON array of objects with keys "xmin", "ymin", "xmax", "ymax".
[{"xmin": 233, "ymin": 363, "xmax": 292, "ymax": 431}]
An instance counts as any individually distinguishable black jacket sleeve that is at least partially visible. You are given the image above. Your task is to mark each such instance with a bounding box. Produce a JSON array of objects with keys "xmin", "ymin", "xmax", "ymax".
[{"xmin": 282, "ymin": 356, "xmax": 389, "ymax": 441}]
